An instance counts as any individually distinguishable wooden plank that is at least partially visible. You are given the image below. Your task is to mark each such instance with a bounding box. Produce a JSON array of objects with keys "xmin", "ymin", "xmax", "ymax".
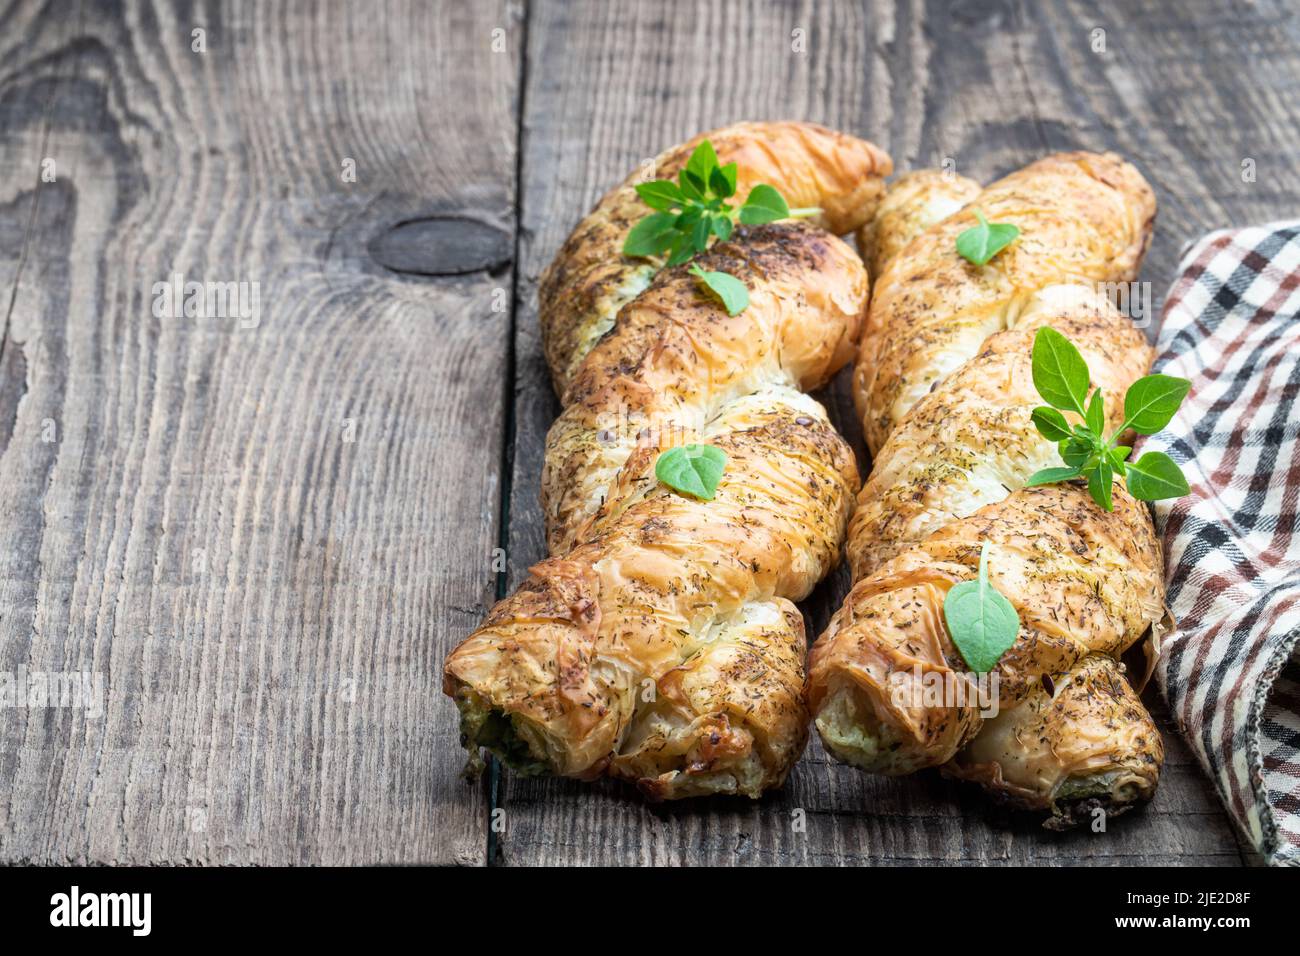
[
  {"xmin": 0, "ymin": 0, "xmax": 522, "ymax": 864},
  {"xmin": 497, "ymin": 0, "xmax": 1293, "ymax": 865}
]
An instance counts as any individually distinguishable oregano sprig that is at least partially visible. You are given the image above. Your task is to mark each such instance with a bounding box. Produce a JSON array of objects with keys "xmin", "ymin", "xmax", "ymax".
[
  {"xmin": 1025, "ymin": 326, "xmax": 1191, "ymax": 511},
  {"xmin": 623, "ymin": 140, "xmax": 819, "ymax": 314}
]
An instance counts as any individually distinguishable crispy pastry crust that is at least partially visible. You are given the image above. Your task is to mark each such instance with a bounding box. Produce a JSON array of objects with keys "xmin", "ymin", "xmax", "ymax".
[
  {"xmin": 539, "ymin": 121, "xmax": 892, "ymax": 397},
  {"xmin": 543, "ymin": 224, "xmax": 868, "ymax": 555},
  {"xmin": 945, "ymin": 654, "xmax": 1164, "ymax": 828},
  {"xmin": 809, "ymin": 153, "xmax": 1167, "ymax": 826},
  {"xmin": 445, "ymin": 123, "xmax": 890, "ymax": 799},
  {"xmin": 810, "ymin": 483, "xmax": 1163, "ymax": 770},
  {"xmin": 856, "ymin": 169, "xmax": 981, "ymax": 281},
  {"xmin": 854, "ymin": 152, "xmax": 1155, "ymax": 455}
]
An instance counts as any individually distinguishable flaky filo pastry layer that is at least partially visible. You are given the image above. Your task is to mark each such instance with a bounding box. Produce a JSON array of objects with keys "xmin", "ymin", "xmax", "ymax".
[
  {"xmin": 810, "ymin": 154, "xmax": 1167, "ymax": 826},
  {"xmin": 854, "ymin": 153, "xmax": 1155, "ymax": 454},
  {"xmin": 540, "ymin": 121, "xmax": 892, "ymax": 398},
  {"xmin": 445, "ymin": 123, "xmax": 891, "ymax": 799}
]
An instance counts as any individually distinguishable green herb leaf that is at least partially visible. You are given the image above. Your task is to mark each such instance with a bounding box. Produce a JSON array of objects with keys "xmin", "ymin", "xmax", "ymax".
[
  {"xmin": 943, "ymin": 541, "xmax": 1021, "ymax": 673},
  {"xmin": 955, "ymin": 210, "xmax": 1021, "ymax": 266},
  {"xmin": 1088, "ymin": 458, "xmax": 1115, "ymax": 511},
  {"xmin": 715, "ymin": 162, "xmax": 738, "ymax": 198},
  {"xmin": 738, "ymin": 184, "xmax": 791, "ymax": 225},
  {"xmin": 684, "ymin": 140, "xmax": 720, "ymax": 187},
  {"xmin": 1031, "ymin": 406, "xmax": 1073, "ymax": 442},
  {"xmin": 1124, "ymin": 451, "xmax": 1190, "ymax": 500},
  {"xmin": 1086, "ymin": 387, "xmax": 1106, "ymax": 435},
  {"xmin": 1059, "ymin": 436, "xmax": 1094, "ymax": 469},
  {"xmin": 679, "ymin": 168, "xmax": 706, "ymax": 201},
  {"xmin": 655, "ymin": 444, "xmax": 727, "ymax": 500},
  {"xmin": 634, "ymin": 180, "xmax": 685, "ymax": 211},
  {"xmin": 689, "ymin": 264, "xmax": 749, "ymax": 315},
  {"xmin": 665, "ymin": 238, "xmax": 695, "ymax": 267},
  {"xmin": 1032, "ymin": 327, "xmax": 1091, "ymax": 416},
  {"xmin": 1026, "ymin": 465, "xmax": 1083, "ymax": 487},
  {"xmin": 1121, "ymin": 374, "xmax": 1192, "ymax": 435},
  {"xmin": 709, "ymin": 166, "xmax": 734, "ymax": 200},
  {"xmin": 710, "ymin": 215, "xmax": 733, "ymax": 241},
  {"xmin": 690, "ymin": 217, "xmax": 711, "ymax": 254},
  {"xmin": 623, "ymin": 212, "xmax": 680, "ymax": 257},
  {"xmin": 675, "ymin": 206, "xmax": 704, "ymax": 231},
  {"xmin": 1108, "ymin": 445, "xmax": 1132, "ymax": 474}
]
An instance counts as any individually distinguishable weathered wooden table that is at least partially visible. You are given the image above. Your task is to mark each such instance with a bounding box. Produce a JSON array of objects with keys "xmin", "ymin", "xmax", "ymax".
[{"xmin": 1, "ymin": 0, "xmax": 1295, "ymax": 865}]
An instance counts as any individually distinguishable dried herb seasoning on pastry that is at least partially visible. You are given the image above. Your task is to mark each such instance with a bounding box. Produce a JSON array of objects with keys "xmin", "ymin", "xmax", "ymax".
[
  {"xmin": 808, "ymin": 152, "xmax": 1172, "ymax": 827},
  {"xmin": 444, "ymin": 122, "xmax": 891, "ymax": 799}
]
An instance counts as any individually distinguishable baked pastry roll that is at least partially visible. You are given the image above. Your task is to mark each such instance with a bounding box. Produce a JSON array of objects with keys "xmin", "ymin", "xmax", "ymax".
[
  {"xmin": 446, "ymin": 123, "xmax": 891, "ymax": 798},
  {"xmin": 809, "ymin": 154, "xmax": 1166, "ymax": 825}
]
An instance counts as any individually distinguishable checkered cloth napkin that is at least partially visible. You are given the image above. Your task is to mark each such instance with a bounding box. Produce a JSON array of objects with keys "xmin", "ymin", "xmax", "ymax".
[{"xmin": 1138, "ymin": 221, "xmax": 1300, "ymax": 866}]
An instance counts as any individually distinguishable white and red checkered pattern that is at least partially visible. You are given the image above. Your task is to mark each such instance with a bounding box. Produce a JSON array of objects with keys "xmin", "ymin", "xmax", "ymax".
[{"xmin": 1139, "ymin": 221, "xmax": 1300, "ymax": 867}]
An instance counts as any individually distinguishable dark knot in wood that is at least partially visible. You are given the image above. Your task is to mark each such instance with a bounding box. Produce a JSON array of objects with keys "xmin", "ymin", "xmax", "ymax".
[{"xmin": 368, "ymin": 216, "xmax": 512, "ymax": 276}]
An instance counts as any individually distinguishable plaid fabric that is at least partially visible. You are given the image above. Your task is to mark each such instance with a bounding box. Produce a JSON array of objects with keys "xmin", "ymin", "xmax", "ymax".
[{"xmin": 1139, "ymin": 220, "xmax": 1300, "ymax": 867}]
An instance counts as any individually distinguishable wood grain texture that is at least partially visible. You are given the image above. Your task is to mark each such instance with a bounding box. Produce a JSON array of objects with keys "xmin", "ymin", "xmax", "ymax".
[
  {"xmin": 3, "ymin": 0, "xmax": 1294, "ymax": 867},
  {"xmin": 0, "ymin": 0, "xmax": 522, "ymax": 864},
  {"xmin": 497, "ymin": 0, "xmax": 1300, "ymax": 866}
]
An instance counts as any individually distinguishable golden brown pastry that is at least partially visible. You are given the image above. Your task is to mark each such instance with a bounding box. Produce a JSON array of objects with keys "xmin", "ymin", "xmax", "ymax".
[
  {"xmin": 854, "ymin": 152, "xmax": 1154, "ymax": 454},
  {"xmin": 540, "ymin": 121, "xmax": 892, "ymax": 397},
  {"xmin": 808, "ymin": 153, "xmax": 1166, "ymax": 825},
  {"xmin": 947, "ymin": 654, "xmax": 1163, "ymax": 830},
  {"xmin": 445, "ymin": 123, "xmax": 891, "ymax": 799},
  {"xmin": 856, "ymin": 169, "xmax": 980, "ymax": 280}
]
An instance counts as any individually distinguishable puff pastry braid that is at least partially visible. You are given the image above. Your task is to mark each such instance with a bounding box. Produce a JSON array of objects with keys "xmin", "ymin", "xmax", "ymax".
[
  {"xmin": 444, "ymin": 123, "xmax": 891, "ymax": 798},
  {"xmin": 809, "ymin": 155, "xmax": 1167, "ymax": 826}
]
